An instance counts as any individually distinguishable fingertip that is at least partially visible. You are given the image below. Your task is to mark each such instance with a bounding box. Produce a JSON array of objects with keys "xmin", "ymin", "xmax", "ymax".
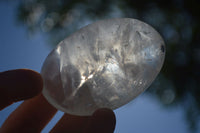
[
  {"xmin": 93, "ymin": 108, "xmax": 116, "ymax": 130},
  {"xmin": 84, "ymin": 108, "xmax": 116, "ymax": 133},
  {"xmin": 93, "ymin": 108, "xmax": 115, "ymax": 118},
  {"xmin": 0, "ymin": 69, "xmax": 43, "ymax": 109},
  {"xmin": 18, "ymin": 69, "xmax": 43, "ymax": 99}
]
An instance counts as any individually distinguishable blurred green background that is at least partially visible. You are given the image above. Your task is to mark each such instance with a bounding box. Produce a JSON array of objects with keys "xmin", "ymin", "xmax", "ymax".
[{"xmin": 1, "ymin": 0, "xmax": 200, "ymax": 132}]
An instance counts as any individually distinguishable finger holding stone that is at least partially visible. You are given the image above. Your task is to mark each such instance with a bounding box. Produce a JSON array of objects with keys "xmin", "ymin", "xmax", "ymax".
[
  {"xmin": 0, "ymin": 69, "xmax": 43, "ymax": 110},
  {"xmin": 50, "ymin": 113, "xmax": 90, "ymax": 133},
  {"xmin": 50, "ymin": 108, "xmax": 116, "ymax": 133},
  {"xmin": 83, "ymin": 108, "xmax": 116, "ymax": 133},
  {"xmin": 0, "ymin": 94, "xmax": 57, "ymax": 133}
]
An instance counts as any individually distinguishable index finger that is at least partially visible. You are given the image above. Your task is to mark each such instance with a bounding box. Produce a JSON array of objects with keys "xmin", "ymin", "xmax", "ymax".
[{"xmin": 0, "ymin": 69, "xmax": 43, "ymax": 110}]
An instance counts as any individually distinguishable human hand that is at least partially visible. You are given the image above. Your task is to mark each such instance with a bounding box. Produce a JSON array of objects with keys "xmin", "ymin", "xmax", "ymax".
[{"xmin": 0, "ymin": 69, "xmax": 116, "ymax": 133}]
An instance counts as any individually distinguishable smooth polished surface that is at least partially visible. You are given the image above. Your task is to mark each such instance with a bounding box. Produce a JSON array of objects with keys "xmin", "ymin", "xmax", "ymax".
[{"xmin": 41, "ymin": 18, "xmax": 165, "ymax": 116}]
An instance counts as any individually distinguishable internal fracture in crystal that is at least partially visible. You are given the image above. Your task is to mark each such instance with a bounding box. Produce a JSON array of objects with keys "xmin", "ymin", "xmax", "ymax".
[{"xmin": 41, "ymin": 18, "xmax": 165, "ymax": 116}]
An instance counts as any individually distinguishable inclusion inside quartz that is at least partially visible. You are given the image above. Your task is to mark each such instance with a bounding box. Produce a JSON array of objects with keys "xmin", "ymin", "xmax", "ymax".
[{"xmin": 41, "ymin": 18, "xmax": 165, "ymax": 116}]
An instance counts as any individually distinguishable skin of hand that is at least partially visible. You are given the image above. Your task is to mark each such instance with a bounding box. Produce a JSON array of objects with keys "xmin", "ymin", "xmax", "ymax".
[{"xmin": 0, "ymin": 69, "xmax": 116, "ymax": 133}]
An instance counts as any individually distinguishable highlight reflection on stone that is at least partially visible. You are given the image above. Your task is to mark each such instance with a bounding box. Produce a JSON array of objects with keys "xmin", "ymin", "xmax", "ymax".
[{"xmin": 41, "ymin": 18, "xmax": 165, "ymax": 116}]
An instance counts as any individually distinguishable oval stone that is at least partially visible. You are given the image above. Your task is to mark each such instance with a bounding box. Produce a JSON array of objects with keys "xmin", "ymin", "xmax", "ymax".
[{"xmin": 41, "ymin": 18, "xmax": 165, "ymax": 116}]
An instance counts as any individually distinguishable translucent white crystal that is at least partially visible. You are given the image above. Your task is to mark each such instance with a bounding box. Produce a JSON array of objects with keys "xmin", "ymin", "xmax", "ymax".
[{"xmin": 41, "ymin": 18, "xmax": 165, "ymax": 116}]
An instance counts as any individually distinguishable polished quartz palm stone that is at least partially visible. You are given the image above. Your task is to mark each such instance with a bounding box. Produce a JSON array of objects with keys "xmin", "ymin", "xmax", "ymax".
[{"xmin": 41, "ymin": 18, "xmax": 165, "ymax": 116}]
